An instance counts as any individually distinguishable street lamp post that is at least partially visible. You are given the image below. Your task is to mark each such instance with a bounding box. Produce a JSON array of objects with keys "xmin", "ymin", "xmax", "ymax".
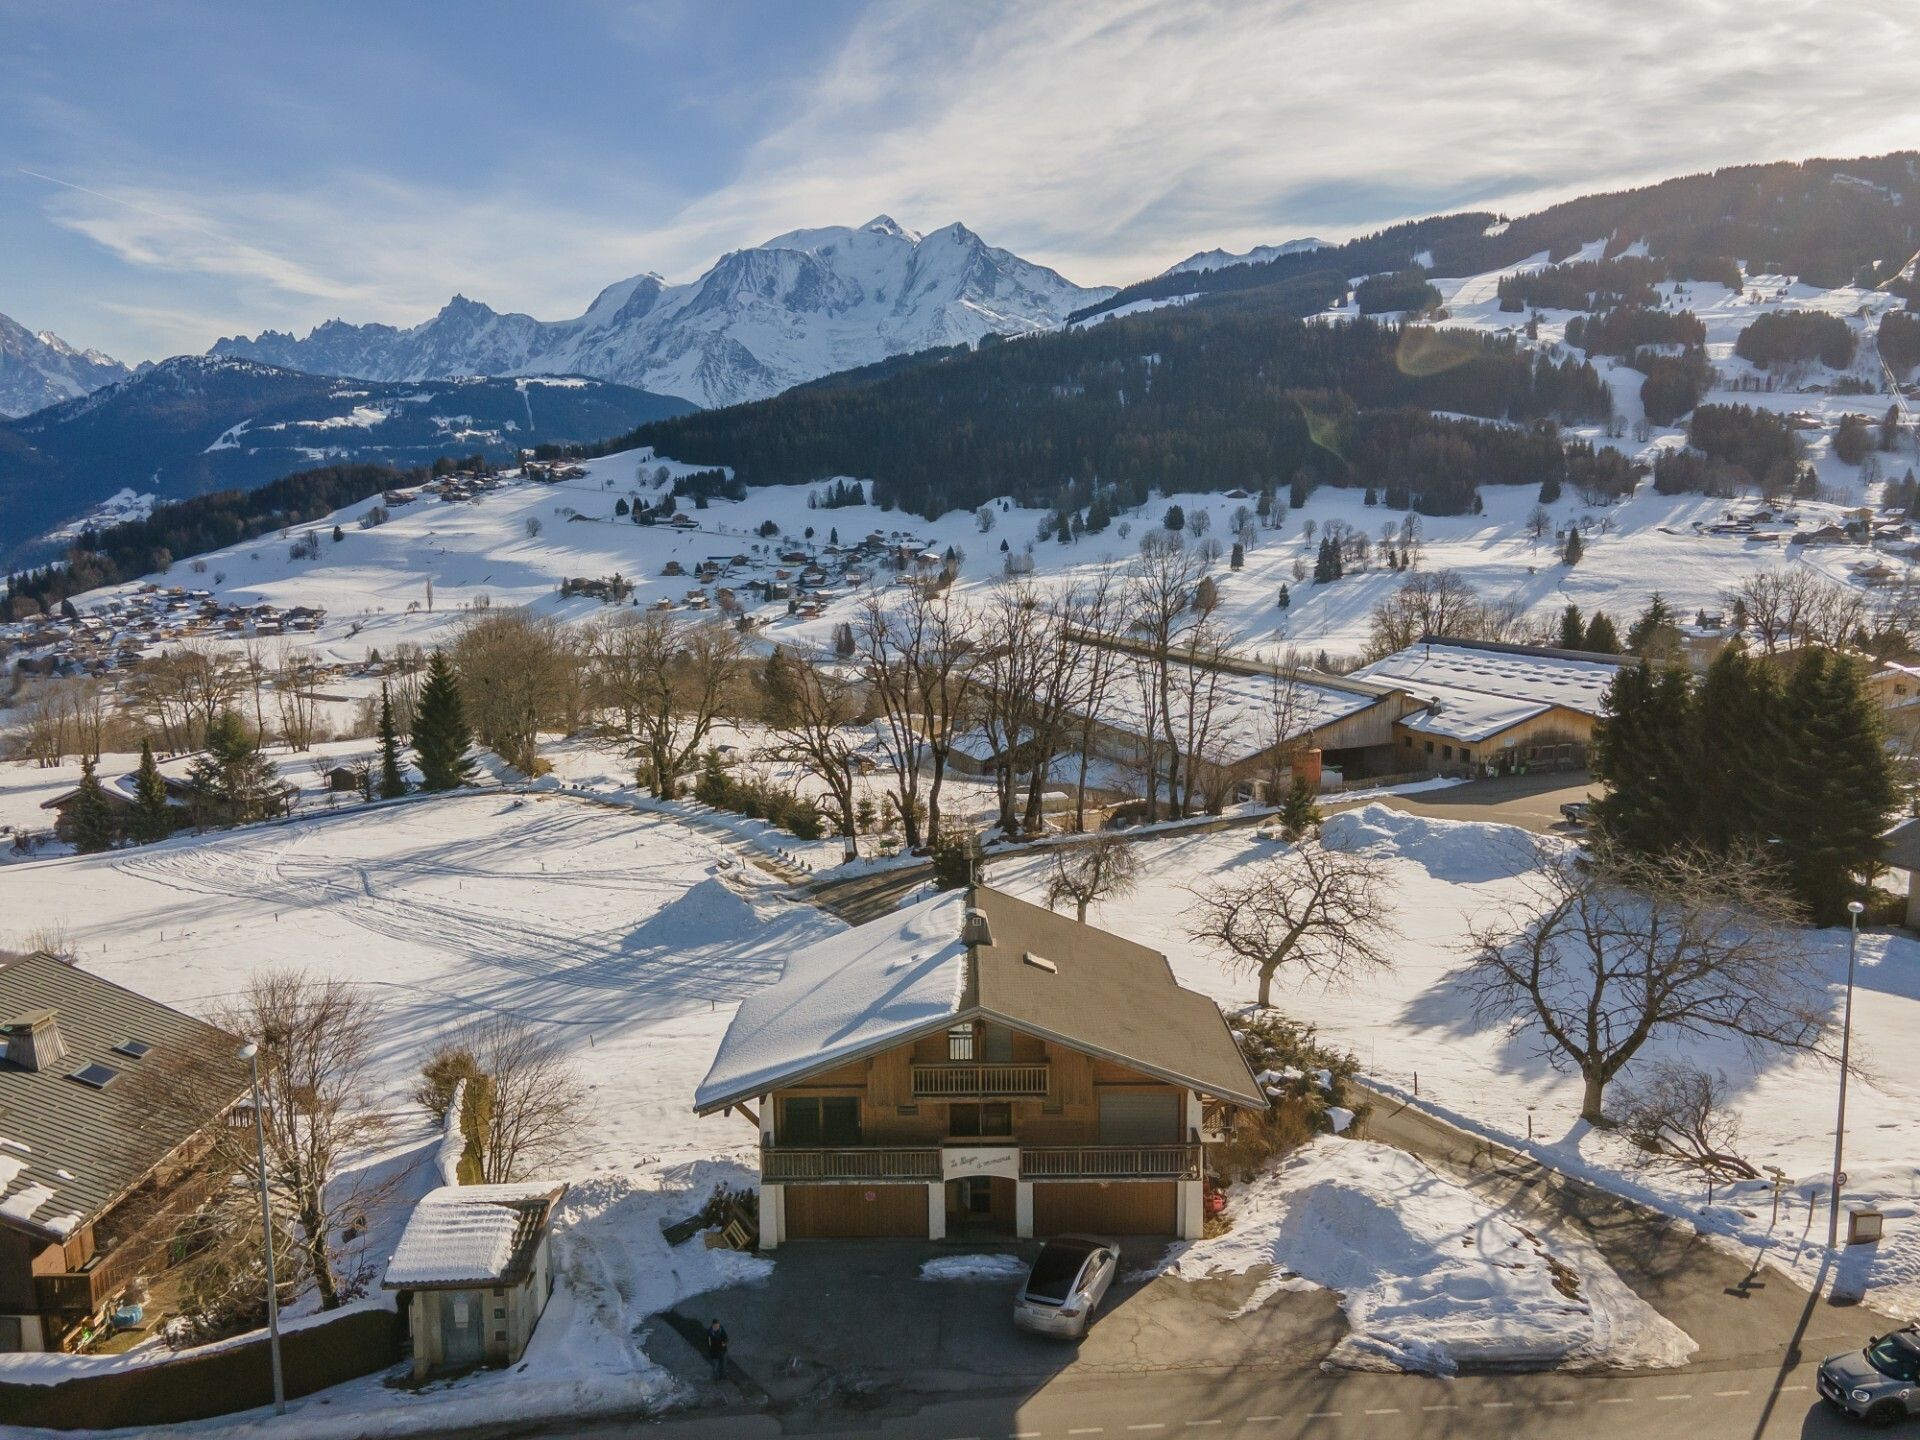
[
  {"xmin": 841, "ymin": 752, "xmax": 858, "ymax": 863},
  {"xmin": 239, "ymin": 1042, "xmax": 286, "ymax": 1415},
  {"xmin": 1827, "ymin": 899, "xmax": 1867, "ymax": 1252}
]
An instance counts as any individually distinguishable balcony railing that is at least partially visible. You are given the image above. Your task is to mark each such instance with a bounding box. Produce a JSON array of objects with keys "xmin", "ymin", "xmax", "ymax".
[
  {"xmin": 1020, "ymin": 1142, "xmax": 1202, "ymax": 1181},
  {"xmin": 910, "ymin": 1063, "xmax": 1050, "ymax": 1099},
  {"xmin": 761, "ymin": 1146, "xmax": 941, "ymax": 1184},
  {"xmin": 35, "ymin": 1164, "xmax": 233, "ymax": 1316}
]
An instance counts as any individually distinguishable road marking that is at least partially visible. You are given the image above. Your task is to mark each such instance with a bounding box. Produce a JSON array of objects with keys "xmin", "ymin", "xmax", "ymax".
[
  {"xmin": 1543, "ymin": 1399, "xmax": 1577, "ymax": 1408},
  {"xmin": 1422, "ymin": 1403, "xmax": 1458, "ymax": 1411},
  {"xmin": 1363, "ymin": 1409, "xmax": 1400, "ymax": 1416},
  {"xmin": 1305, "ymin": 1412, "xmax": 1341, "ymax": 1420},
  {"xmin": 1657, "ymin": 1394, "xmax": 1692, "ymax": 1401},
  {"xmin": 1781, "ymin": 1385, "xmax": 1808, "ymax": 1393},
  {"xmin": 1481, "ymin": 1401, "xmax": 1516, "ymax": 1409},
  {"xmin": 1599, "ymin": 1396, "xmax": 1635, "ymax": 1405},
  {"xmin": 1713, "ymin": 1389, "xmax": 1750, "ymax": 1398},
  {"xmin": 1069, "ymin": 1430, "xmax": 1105, "ymax": 1436}
]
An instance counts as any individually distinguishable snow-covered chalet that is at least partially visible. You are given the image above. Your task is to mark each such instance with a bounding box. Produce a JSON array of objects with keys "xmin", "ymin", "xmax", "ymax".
[{"xmin": 695, "ymin": 886, "xmax": 1266, "ymax": 1245}]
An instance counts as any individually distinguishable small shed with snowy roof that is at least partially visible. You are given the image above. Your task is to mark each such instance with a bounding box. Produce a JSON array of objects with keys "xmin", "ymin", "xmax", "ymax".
[{"xmin": 383, "ymin": 1182, "xmax": 566, "ymax": 1377}]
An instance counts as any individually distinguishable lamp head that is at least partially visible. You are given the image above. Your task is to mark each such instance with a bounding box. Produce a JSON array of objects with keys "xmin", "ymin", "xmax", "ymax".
[
  {"xmin": 1847, "ymin": 900, "xmax": 1866, "ymax": 917},
  {"xmin": 238, "ymin": 1041, "xmax": 258, "ymax": 1061}
]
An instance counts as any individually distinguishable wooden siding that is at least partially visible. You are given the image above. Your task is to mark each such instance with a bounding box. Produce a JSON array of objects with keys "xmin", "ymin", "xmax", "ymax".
[
  {"xmin": 1032, "ymin": 1181, "xmax": 1177, "ymax": 1236},
  {"xmin": 784, "ymin": 1183, "xmax": 929, "ymax": 1238}
]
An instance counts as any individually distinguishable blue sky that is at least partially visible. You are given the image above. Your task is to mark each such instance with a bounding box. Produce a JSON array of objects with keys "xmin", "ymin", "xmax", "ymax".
[{"xmin": 5, "ymin": 0, "xmax": 1918, "ymax": 362}]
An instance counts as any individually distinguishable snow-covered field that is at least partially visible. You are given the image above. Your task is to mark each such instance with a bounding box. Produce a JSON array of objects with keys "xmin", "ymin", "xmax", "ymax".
[
  {"xmin": 1169, "ymin": 1136, "xmax": 1693, "ymax": 1374},
  {"xmin": 0, "ymin": 791, "xmax": 841, "ymax": 1429},
  {"xmin": 992, "ymin": 805, "xmax": 1920, "ymax": 1323}
]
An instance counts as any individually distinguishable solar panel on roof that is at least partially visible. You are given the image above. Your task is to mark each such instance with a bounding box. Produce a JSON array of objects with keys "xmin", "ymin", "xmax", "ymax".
[{"xmin": 68, "ymin": 1062, "xmax": 119, "ymax": 1089}]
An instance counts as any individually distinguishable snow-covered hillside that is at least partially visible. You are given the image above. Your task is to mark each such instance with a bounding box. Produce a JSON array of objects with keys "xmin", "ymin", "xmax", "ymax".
[
  {"xmin": 210, "ymin": 217, "xmax": 1115, "ymax": 409},
  {"xmin": 0, "ymin": 311, "xmax": 131, "ymax": 418}
]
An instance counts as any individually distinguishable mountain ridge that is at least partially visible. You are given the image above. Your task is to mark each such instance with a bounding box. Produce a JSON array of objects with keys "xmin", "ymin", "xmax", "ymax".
[
  {"xmin": 211, "ymin": 217, "xmax": 1113, "ymax": 408},
  {"xmin": 0, "ymin": 313, "xmax": 133, "ymax": 419}
]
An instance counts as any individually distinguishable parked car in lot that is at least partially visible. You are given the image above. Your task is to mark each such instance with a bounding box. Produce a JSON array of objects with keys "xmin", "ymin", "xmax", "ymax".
[
  {"xmin": 1818, "ymin": 1325, "xmax": 1920, "ymax": 1425},
  {"xmin": 1559, "ymin": 800, "xmax": 1591, "ymax": 827},
  {"xmin": 1013, "ymin": 1236, "xmax": 1119, "ymax": 1339}
]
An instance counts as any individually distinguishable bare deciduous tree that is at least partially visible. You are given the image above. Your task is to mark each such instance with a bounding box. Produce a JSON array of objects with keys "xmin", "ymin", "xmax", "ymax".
[
  {"xmin": 452, "ymin": 610, "xmax": 577, "ymax": 773},
  {"xmin": 1186, "ymin": 839, "xmax": 1398, "ymax": 1007},
  {"xmin": 1044, "ymin": 833, "xmax": 1141, "ymax": 922},
  {"xmin": 1464, "ymin": 840, "xmax": 1828, "ymax": 1123},
  {"xmin": 856, "ymin": 586, "xmax": 977, "ymax": 850},
  {"xmin": 763, "ymin": 647, "xmax": 864, "ymax": 849},
  {"xmin": 442, "ymin": 1015, "xmax": 590, "ymax": 1183},
  {"xmin": 274, "ymin": 646, "xmax": 325, "ymax": 752},
  {"xmin": 590, "ymin": 612, "xmax": 744, "ymax": 797},
  {"xmin": 1616, "ymin": 1060, "xmax": 1757, "ymax": 1185}
]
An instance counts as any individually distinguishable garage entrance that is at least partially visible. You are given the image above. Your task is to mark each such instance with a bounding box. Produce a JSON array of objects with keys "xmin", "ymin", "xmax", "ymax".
[
  {"xmin": 945, "ymin": 1176, "xmax": 1017, "ymax": 1237},
  {"xmin": 784, "ymin": 1183, "xmax": 929, "ymax": 1238},
  {"xmin": 1032, "ymin": 1181, "xmax": 1177, "ymax": 1236}
]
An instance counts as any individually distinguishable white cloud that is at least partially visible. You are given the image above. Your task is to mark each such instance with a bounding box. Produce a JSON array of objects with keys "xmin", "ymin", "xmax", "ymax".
[{"xmin": 25, "ymin": 0, "xmax": 1920, "ymax": 357}]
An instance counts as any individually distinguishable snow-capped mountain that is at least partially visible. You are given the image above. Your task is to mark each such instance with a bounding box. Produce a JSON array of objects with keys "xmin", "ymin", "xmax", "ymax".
[
  {"xmin": 0, "ymin": 312, "xmax": 132, "ymax": 418},
  {"xmin": 212, "ymin": 217, "xmax": 1115, "ymax": 409},
  {"xmin": 1164, "ymin": 237, "xmax": 1328, "ymax": 276}
]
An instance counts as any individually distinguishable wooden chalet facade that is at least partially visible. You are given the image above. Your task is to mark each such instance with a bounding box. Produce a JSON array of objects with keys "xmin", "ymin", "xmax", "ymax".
[{"xmin": 697, "ymin": 887, "xmax": 1265, "ymax": 1245}]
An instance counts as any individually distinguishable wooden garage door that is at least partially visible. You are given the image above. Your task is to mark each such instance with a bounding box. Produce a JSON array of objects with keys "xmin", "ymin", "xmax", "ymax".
[
  {"xmin": 784, "ymin": 1183, "xmax": 929, "ymax": 1238},
  {"xmin": 1032, "ymin": 1181, "xmax": 1177, "ymax": 1236}
]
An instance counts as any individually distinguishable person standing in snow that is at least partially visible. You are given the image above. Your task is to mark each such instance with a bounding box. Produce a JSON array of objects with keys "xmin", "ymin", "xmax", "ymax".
[{"xmin": 706, "ymin": 1318, "xmax": 729, "ymax": 1380}]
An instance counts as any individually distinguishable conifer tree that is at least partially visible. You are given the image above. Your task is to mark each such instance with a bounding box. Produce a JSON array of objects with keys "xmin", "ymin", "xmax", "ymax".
[
  {"xmin": 1769, "ymin": 651, "xmax": 1896, "ymax": 924},
  {"xmin": 69, "ymin": 757, "xmax": 116, "ymax": 854},
  {"xmin": 1589, "ymin": 660, "xmax": 1696, "ymax": 855},
  {"xmin": 1582, "ymin": 611, "xmax": 1621, "ymax": 653},
  {"xmin": 1690, "ymin": 645, "xmax": 1781, "ymax": 853},
  {"xmin": 412, "ymin": 653, "xmax": 476, "ymax": 792},
  {"xmin": 1562, "ymin": 527, "xmax": 1584, "ymax": 565},
  {"xmin": 130, "ymin": 738, "xmax": 173, "ymax": 843},
  {"xmin": 1557, "ymin": 604, "xmax": 1585, "ymax": 650},
  {"xmin": 187, "ymin": 712, "xmax": 282, "ymax": 827},
  {"xmin": 1625, "ymin": 592, "xmax": 1680, "ymax": 658},
  {"xmin": 377, "ymin": 686, "xmax": 407, "ymax": 799}
]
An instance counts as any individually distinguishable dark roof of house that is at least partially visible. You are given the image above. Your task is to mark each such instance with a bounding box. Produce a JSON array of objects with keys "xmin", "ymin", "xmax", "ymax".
[
  {"xmin": 1884, "ymin": 817, "xmax": 1920, "ymax": 871},
  {"xmin": 964, "ymin": 887, "xmax": 1266, "ymax": 1109},
  {"xmin": 0, "ymin": 953, "xmax": 247, "ymax": 1242}
]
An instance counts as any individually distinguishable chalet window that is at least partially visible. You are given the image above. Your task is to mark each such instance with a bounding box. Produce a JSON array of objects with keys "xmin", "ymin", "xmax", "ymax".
[
  {"xmin": 783, "ymin": 1095, "xmax": 861, "ymax": 1146},
  {"xmin": 948, "ymin": 1102, "xmax": 1012, "ymax": 1138},
  {"xmin": 1098, "ymin": 1091, "xmax": 1179, "ymax": 1144},
  {"xmin": 947, "ymin": 1024, "xmax": 975, "ymax": 1061}
]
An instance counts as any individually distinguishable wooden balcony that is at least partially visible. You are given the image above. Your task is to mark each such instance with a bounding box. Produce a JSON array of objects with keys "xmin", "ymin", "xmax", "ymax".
[
  {"xmin": 1019, "ymin": 1142, "xmax": 1202, "ymax": 1181},
  {"xmin": 35, "ymin": 1164, "xmax": 232, "ymax": 1316},
  {"xmin": 910, "ymin": 1063, "xmax": 1050, "ymax": 1099},
  {"xmin": 761, "ymin": 1146, "xmax": 941, "ymax": 1184}
]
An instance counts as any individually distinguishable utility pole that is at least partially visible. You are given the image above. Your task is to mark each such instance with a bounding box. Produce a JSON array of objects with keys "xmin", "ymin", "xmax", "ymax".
[
  {"xmin": 1827, "ymin": 899, "xmax": 1866, "ymax": 1251},
  {"xmin": 239, "ymin": 1042, "xmax": 286, "ymax": 1415}
]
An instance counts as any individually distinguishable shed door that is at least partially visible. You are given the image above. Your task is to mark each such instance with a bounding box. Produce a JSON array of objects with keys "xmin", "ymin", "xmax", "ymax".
[
  {"xmin": 438, "ymin": 1290, "xmax": 486, "ymax": 1367},
  {"xmin": 1098, "ymin": 1091, "xmax": 1179, "ymax": 1145}
]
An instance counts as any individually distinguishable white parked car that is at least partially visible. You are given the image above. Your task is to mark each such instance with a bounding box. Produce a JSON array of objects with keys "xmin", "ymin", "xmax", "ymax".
[{"xmin": 1013, "ymin": 1235, "xmax": 1119, "ymax": 1339}]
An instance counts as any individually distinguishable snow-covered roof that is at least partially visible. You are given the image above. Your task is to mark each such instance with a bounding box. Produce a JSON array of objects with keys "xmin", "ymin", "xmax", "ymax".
[
  {"xmin": 1092, "ymin": 663, "xmax": 1387, "ymax": 763},
  {"xmin": 1353, "ymin": 638, "xmax": 1624, "ymax": 721},
  {"xmin": 383, "ymin": 1183, "xmax": 565, "ymax": 1290},
  {"xmin": 695, "ymin": 892, "xmax": 970, "ymax": 1111},
  {"xmin": 697, "ymin": 886, "xmax": 1266, "ymax": 1112},
  {"xmin": 1393, "ymin": 684, "xmax": 1552, "ymax": 743}
]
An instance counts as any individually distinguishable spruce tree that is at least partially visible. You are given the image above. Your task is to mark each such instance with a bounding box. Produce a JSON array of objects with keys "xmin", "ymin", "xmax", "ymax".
[
  {"xmin": 1582, "ymin": 611, "xmax": 1621, "ymax": 653},
  {"xmin": 1690, "ymin": 645, "xmax": 1781, "ymax": 853},
  {"xmin": 187, "ymin": 713, "xmax": 281, "ymax": 826},
  {"xmin": 69, "ymin": 757, "xmax": 116, "ymax": 854},
  {"xmin": 1589, "ymin": 660, "xmax": 1697, "ymax": 855},
  {"xmin": 1769, "ymin": 651, "xmax": 1896, "ymax": 924},
  {"xmin": 1625, "ymin": 592, "xmax": 1680, "ymax": 658},
  {"xmin": 412, "ymin": 653, "xmax": 476, "ymax": 792},
  {"xmin": 1557, "ymin": 604, "xmax": 1585, "ymax": 650},
  {"xmin": 130, "ymin": 739, "xmax": 173, "ymax": 843},
  {"xmin": 1562, "ymin": 528, "xmax": 1584, "ymax": 565},
  {"xmin": 377, "ymin": 685, "xmax": 407, "ymax": 799}
]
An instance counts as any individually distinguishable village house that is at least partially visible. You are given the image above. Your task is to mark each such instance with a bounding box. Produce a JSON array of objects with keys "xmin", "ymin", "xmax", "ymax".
[
  {"xmin": 695, "ymin": 887, "xmax": 1265, "ymax": 1245},
  {"xmin": 382, "ymin": 1183, "xmax": 566, "ymax": 1378},
  {"xmin": 0, "ymin": 954, "xmax": 249, "ymax": 1352},
  {"xmin": 1352, "ymin": 636, "xmax": 1627, "ymax": 775}
]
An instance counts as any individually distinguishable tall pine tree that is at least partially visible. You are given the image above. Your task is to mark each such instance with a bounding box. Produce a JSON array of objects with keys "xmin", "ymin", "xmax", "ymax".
[
  {"xmin": 377, "ymin": 685, "xmax": 408, "ymax": 799},
  {"xmin": 412, "ymin": 653, "xmax": 476, "ymax": 791},
  {"xmin": 1589, "ymin": 659, "xmax": 1697, "ymax": 855},
  {"xmin": 1690, "ymin": 645, "xmax": 1781, "ymax": 853},
  {"xmin": 1769, "ymin": 651, "xmax": 1896, "ymax": 924},
  {"xmin": 1557, "ymin": 604, "xmax": 1585, "ymax": 650},
  {"xmin": 1581, "ymin": 611, "xmax": 1622, "ymax": 653},
  {"xmin": 130, "ymin": 738, "xmax": 173, "ymax": 843},
  {"xmin": 187, "ymin": 713, "xmax": 282, "ymax": 827},
  {"xmin": 69, "ymin": 757, "xmax": 116, "ymax": 854}
]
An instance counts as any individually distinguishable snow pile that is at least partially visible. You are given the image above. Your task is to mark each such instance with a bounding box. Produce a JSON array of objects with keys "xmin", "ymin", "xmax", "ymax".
[
  {"xmin": 919, "ymin": 1253, "xmax": 1028, "ymax": 1282},
  {"xmin": 1176, "ymin": 1137, "xmax": 1694, "ymax": 1374}
]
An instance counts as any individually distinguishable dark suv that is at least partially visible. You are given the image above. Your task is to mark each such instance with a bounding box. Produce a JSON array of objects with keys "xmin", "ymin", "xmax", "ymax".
[{"xmin": 1818, "ymin": 1326, "xmax": 1920, "ymax": 1426}]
